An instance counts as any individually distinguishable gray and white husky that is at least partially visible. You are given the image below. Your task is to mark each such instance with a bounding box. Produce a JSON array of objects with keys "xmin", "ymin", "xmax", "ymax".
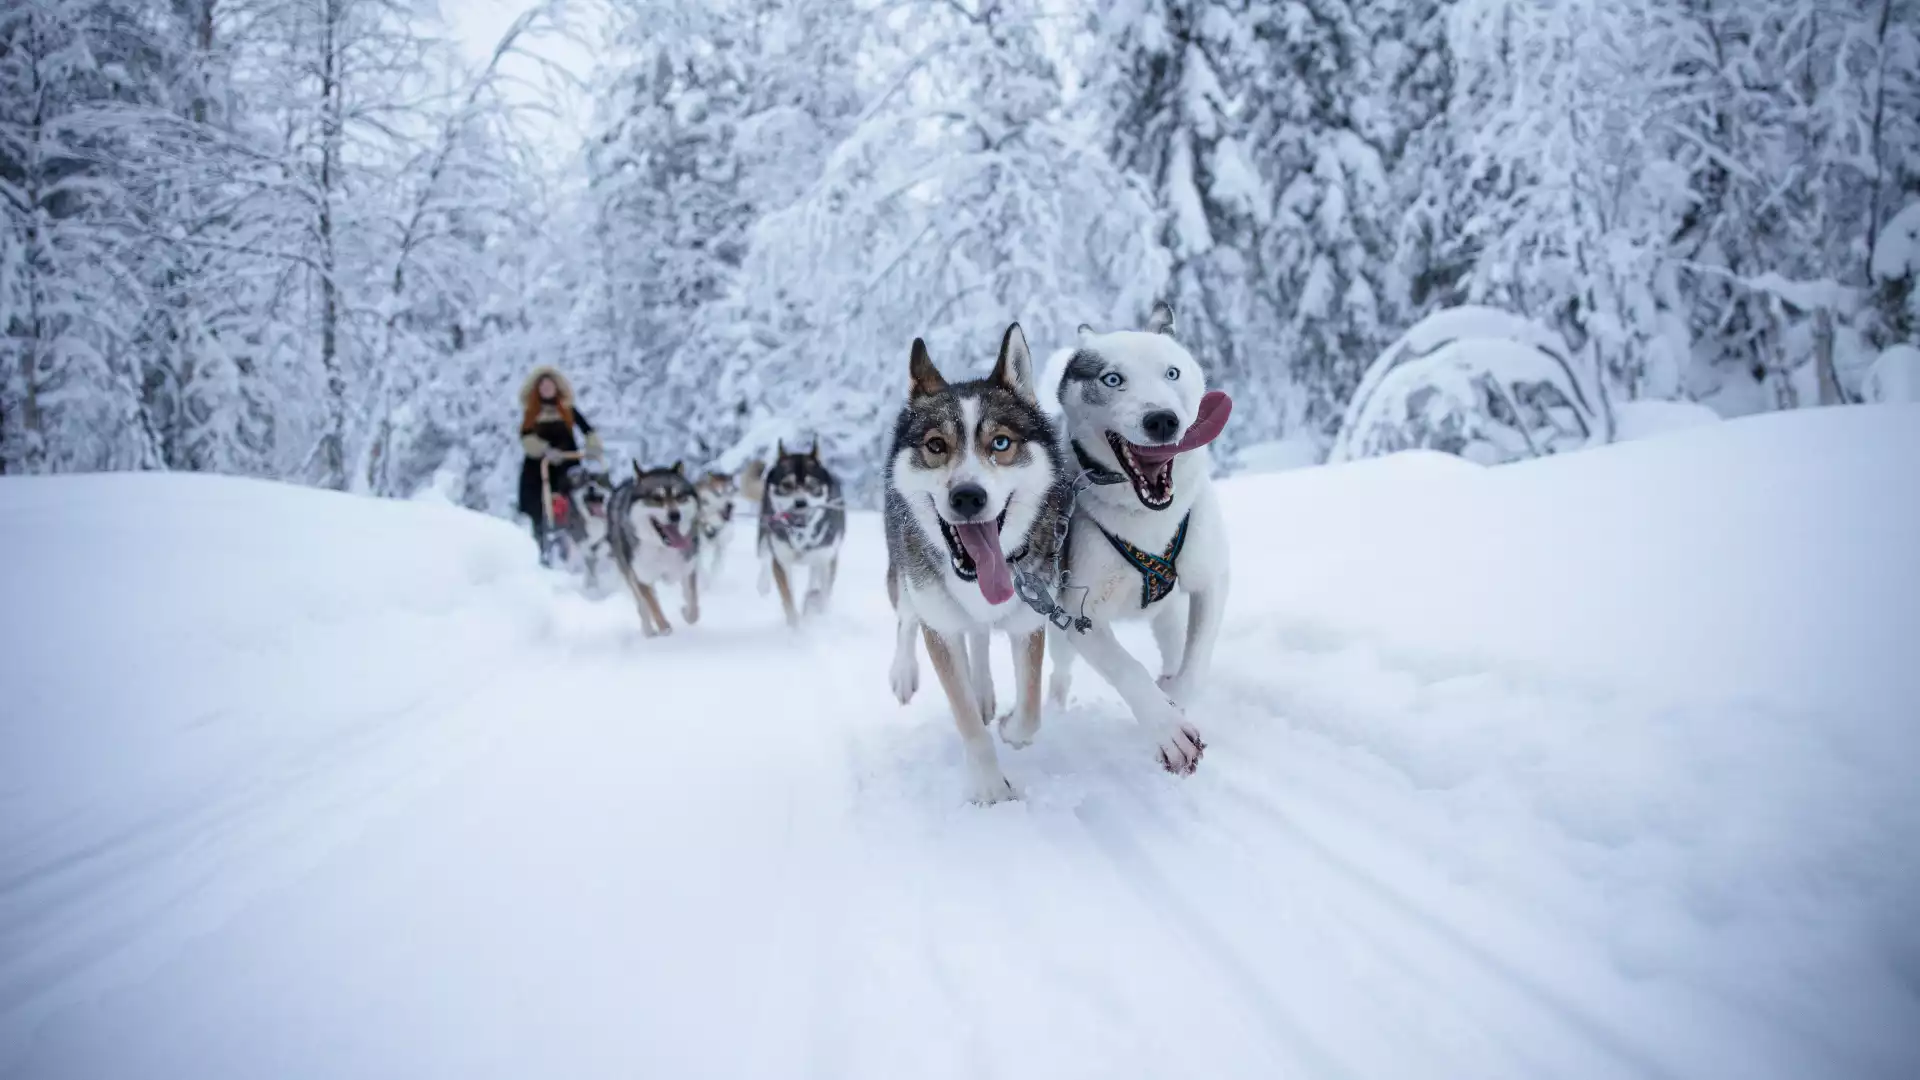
[
  {"xmin": 694, "ymin": 470, "xmax": 740, "ymax": 581},
  {"xmin": 755, "ymin": 441, "xmax": 845, "ymax": 627},
  {"xmin": 1046, "ymin": 301, "xmax": 1233, "ymax": 775},
  {"xmin": 609, "ymin": 462, "xmax": 703, "ymax": 636},
  {"xmin": 884, "ymin": 324, "xmax": 1071, "ymax": 804},
  {"xmin": 566, "ymin": 469, "xmax": 615, "ymax": 591}
]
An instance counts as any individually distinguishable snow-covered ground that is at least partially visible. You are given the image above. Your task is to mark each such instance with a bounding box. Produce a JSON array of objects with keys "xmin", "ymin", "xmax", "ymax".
[{"xmin": 2, "ymin": 407, "xmax": 1917, "ymax": 1080}]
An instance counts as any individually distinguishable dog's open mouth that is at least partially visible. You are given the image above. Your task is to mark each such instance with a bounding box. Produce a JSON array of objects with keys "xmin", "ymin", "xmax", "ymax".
[
  {"xmin": 1105, "ymin": 391, "xmax": 1235, "ymax": 510},
  {"xmin": 653, "ymin": 519, "xmax": 693, "ymax": 551},
  {"xmin": 935, "ymin": 505, "xmax": 1014, "ymax": 605},
  {"xmin": 1107, "ymin": 431, "xmax": 1178, "ymax": 510}
]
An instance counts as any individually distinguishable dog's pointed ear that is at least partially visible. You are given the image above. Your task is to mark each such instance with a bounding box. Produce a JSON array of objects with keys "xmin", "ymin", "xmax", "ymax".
[
  {"xmin": 671, "ymin": 460, "xmax": 684, "ymax": 476},
  {"xmin": 991, "ymin": 323, "xmax": 1036, "ymax": 405},
  {"xmin": 909, "ymin": 338, "xmax": 946, "ymax": 398},
  {"xmin": 632, "ymin": 461, "xmax": 644, "ymax": 482},
  {"xmin": 776, "ymin": 438, "xmax": 787, "ymax": 458},
  {"xmin": 1076, "ymin": 323, "xmax": 1095, "ymax": 341},
  {"xmin": 1146, "ymin": 300, "xmax": 1176, "ymax": 336},
  {"xmin": 808, "ymin": 438, "xmax": 820, "ymax": 461}
]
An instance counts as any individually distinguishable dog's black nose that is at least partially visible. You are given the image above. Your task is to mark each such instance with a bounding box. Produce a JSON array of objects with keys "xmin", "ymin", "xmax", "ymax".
[
  {"xmin": 793, "ymin": 498, "xmax": 808, "ymax": 509},
  {"xmin": 949, "ymin": 483, "xmax": 988, "ymax": 519},
  {"xmin": 667, "ymin": 510, "xmax": 681, "ymax": 524},
  {"xmin": 1142, "ymin": 409, "xmax": 1180, "ymax": 443}
]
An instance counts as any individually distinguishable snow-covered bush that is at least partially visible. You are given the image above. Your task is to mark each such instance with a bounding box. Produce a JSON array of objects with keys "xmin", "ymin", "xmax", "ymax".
[
  {"xmin": 1328, "ymin": 307, "xmax": 1599, "ymax": 465},
  {"xmin": 1864, "ymin": 345, "xmax": 1920, "ymax": 404}
]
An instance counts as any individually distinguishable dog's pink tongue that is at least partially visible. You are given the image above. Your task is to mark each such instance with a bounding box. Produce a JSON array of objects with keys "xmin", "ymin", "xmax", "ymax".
[
  {"xmin": 1133, "ymin": 391, "xmax": 1234, "ymax": 463},
  {"xmin": 954, "ymin": 522, "xmax": 1014, "ymax": 605}
]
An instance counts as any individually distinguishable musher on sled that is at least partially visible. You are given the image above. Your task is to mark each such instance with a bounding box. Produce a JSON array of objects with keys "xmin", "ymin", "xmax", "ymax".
[{"xmin": 516, "ymin": 365, "xmax": 604, "ymax": 567}]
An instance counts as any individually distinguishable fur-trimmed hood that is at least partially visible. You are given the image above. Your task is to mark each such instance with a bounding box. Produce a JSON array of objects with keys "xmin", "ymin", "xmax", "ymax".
[{"xmin": 519, "ymin": 365, "xmax": 575, "ymax": 410}]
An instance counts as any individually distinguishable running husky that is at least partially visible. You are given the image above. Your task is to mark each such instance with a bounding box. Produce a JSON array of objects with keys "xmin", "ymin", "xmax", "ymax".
[
  {"xmin": 566, "ymin": 469, "xmax": 615, "ymax": 591},
  {"xmin": 693, "ymin": 470, "xmax": 739, "ymax": 581},
  {"xmin": 609, "ymin": 462, "xmax": 703, "ymax": 636},
  {"xmin": 755, "ymin": 441, "xmax": 844, "ymax": 627},
  {"xmin": 884, "ymin": 324, "xmax": 1071, "ymax": 804},
  {"xmin": 1047, "ymin": 301, "xmax": 1233, "ymax": 775}
]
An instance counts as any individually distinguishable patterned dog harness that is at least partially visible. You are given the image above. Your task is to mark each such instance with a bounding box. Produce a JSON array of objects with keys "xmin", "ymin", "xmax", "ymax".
[{"xmin": 1099, "ymin": 513, "xmax": 1189, "ymax": 607}]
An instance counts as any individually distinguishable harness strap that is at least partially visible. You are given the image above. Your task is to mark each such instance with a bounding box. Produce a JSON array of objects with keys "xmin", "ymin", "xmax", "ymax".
[{"xmin": 1099, "ymin": 513, "xmax": 1189, "ymax": 607}]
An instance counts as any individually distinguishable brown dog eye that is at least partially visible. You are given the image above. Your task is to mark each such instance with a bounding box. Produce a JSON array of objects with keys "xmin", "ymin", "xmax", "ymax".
[{"xmin": 925, "ymin": 436, "xmax": 948, "ymax": 456}]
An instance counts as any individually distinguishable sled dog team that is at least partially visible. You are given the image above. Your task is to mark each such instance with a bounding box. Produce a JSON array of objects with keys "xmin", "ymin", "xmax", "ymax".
[
  {"xmin": 523, "ymin": 302, "xmax": 1232, "ymax": 799},
  {"xmin": 517, "ymin": 368, "xmax": 843, "ymax": 636}
]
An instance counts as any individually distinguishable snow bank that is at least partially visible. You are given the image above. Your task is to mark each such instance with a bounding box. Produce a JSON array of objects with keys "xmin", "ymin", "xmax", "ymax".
[
  {"xmin": 1610, "ymin": 398, "xmax": 1721, "ymax": 442},
  {"xmin": 0, "ymin": 473, "xmax": 571, "ymax": 1056},
  {"xmin": 1229, "ymin": 404, "xmax": 1920, "ymax": 714},
  {"xmin": 1212, "ymin": 406, "xmax": 1920, "ymax": 1077},
  {"xmin": 0, "ymin": 474, "xmax": 553, "ymax": 852},
  {"xmin": 1227, "ymin": 437, "xmax": 1321, "ymax": 474}
]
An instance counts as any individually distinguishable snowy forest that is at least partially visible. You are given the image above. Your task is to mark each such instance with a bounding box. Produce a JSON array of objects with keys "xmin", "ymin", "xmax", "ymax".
[{"xmin": 4, "ymin": 0, "xmax": 1917, "ymax": 510}]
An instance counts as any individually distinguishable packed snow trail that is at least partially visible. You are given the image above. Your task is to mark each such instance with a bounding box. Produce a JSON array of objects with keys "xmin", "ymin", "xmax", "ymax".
[{"xmin": 2, "ymin": 408, "xmax": 1918, "ymax": 1079}]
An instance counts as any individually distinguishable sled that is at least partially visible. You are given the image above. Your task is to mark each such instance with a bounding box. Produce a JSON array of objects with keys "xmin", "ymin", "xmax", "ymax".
[{"xmin": 538, "ymin": 451, "xmax": 585, "ymax": 571}]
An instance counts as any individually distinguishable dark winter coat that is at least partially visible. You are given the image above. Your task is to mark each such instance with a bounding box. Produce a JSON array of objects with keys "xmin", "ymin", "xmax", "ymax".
[{"xmin": 516, "ymin": 366, "xmax": 603, "ymax": 519}]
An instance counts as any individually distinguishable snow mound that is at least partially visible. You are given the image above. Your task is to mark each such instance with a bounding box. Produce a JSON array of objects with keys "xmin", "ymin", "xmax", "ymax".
[
  {"xmin": 1611, "ymin": 398, "xmax": 1721, "ymax": 442},
  {"xmin": 1228, "ymin": 437, "xmax": 1321, "ymax": 474},
  {"xmin": 1870, "ymin": 201, "xmax": 1920, "ymax": 283},
  {"xmin": 1330, "ymin": 306, "xmax": 1600, "ymax": 465},
  {"xmin": 1864, "ymin": 344, "xmax": 1920, "ymax": 404}
]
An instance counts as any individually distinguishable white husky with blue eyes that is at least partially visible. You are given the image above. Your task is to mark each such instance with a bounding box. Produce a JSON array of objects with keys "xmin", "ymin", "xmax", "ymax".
[{"xmin": 1044, "ymin": 301, "xmax": 1233, "ymax": 776}]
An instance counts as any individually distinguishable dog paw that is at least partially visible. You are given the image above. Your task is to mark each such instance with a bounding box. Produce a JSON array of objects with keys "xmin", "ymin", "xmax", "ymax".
[
  {"xmin": 643, "ymin": 623, "xmax": 672, "ymax": 639},
  {"xmin": 682, "ymin": 606, "xmax": 699, "ymax": 625},
  {"xmin": 999, "ymin": 709, "xmax": 1041, "ymax": 748},
  {"xmin": 803, "ymin": 592, "xmax": 827, "ymax": 617},
  {"xmin": 1155, "ymin": 723, "xmax": 1206, "ymax": 776},
  {"xmin": 889, "ymin": 655, "xmax": 919, "ymax": 705},
  {"xmin": 967, "ymin": 766, "xmax": 1018, "ymax": 806}
]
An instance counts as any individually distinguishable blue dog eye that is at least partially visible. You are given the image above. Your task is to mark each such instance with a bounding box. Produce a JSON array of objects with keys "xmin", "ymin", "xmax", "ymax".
[
  {"xmin": 1100, "ymin": 371, "xmax": 1124, "ymax": 388},
  {"xmin": 1165, "ymin": 366, "xmax": 1180, "ymax": 381}
]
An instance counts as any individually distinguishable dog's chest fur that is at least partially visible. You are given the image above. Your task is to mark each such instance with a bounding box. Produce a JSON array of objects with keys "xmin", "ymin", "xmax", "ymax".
[
  {"xmin": 1066, "ymin": 452, "xmax": 1225, "ymax": 619},
  {"xmin": 625, "ymin": 532, "xmax": 696, "ymax": 582}
]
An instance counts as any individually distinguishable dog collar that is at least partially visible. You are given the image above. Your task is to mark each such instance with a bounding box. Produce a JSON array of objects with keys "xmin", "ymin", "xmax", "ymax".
[
  {"xmin": 1071, "ymin": 440, "xmax": 1129, "ymax": 486},
  {"xmin": 1099, "ymin": 513, "xmax": 1189, "ymax": 607}
]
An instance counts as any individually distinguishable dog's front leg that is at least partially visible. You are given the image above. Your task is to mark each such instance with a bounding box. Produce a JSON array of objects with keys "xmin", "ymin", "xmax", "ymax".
[
  {"xmin": 803, "ymin": 559, "xmax": 830, "ymax": 617},
  {"xmin": 889, "ymin": 608, "xmax": 920, "ymax": 704},
  {"xmin": 1162, "ymin": 578, "xmax": 1226, "ymax": 705},
  {"xmin": 1046, "ymin": 624, "xmax": 1077, "ymax": 706},
  {"xmin": 810, "ymin": 553, "xmax": 839, "ymax": 614},
  {"xmin": 682, "ymin": 570, "xmax": 700, "ymax": 625},
  {"xmin": 965, "ymin": 630, "xmax": 995, "ymax": 724},
  {"xmin": 770, "ymin": 558, "xmax": 800, "ymax": 627},
  {"xmin": 620, "ymin": 566, "xmax": 668, "ymax": 637},
  {"xmin": 1151, "ymin": 596, "xmax": 1189, "ymax": 684},
  {"xmin": 923, "ymin": 628, "xmax": 1014, "ymax": 804},
  {"xmin": 1000, "ymin": 628, "xmax": 1044, "ymax": 747},
  {"xmin": 1073, "ymin": 623, "xmax": 1204, "ymax": 774},
  {"xmin": 637, "ymin": 580, "xmax": 673, "ymax": 636}
]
